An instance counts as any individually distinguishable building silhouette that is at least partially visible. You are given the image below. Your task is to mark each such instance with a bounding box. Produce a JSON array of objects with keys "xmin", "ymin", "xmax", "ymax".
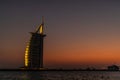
[
  {"xmin": 24, "ymin": 17, "xmax": 46, "ymax": 69},
  {"xmin": 107, "ymin": 65, "xmax": 119, "ymax": 71}
]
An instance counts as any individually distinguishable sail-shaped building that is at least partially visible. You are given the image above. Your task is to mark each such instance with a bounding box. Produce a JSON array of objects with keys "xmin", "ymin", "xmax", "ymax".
[{"xmin": 24, "ymin": 18, "xmax": 46, "ymax": 69}]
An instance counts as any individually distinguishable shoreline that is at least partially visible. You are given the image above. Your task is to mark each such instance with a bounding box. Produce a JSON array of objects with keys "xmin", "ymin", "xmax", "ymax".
[{"xmin": 0, "ymin": 69, "xmax": 119, "ymax": 71}]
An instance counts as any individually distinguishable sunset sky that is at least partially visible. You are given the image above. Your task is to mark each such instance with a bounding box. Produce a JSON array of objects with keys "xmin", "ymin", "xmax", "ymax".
[{"xmin": 1, "ymin": 0, "xmax": 120, "ymax": 69}]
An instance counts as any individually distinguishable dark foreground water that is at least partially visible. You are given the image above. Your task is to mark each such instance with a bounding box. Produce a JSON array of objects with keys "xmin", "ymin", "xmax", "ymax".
[{"xmin": 0, "ymin": 71, "xmax": 120, "ymax": 80}]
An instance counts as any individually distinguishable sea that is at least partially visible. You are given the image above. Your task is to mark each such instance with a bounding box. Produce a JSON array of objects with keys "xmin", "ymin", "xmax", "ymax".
[{"xmin": 0, "ymin": 71, "xmax": 120, "ymax": 80}]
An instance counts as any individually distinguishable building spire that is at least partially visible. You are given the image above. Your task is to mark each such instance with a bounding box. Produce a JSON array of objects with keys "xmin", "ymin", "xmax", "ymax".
[
  {"xmin": 36, "ymin": 16, "xmax": 44, "ymax": 34},
  {"xmin": 42, "ymin": 16, "xmax": 44, "ymax": 25}
]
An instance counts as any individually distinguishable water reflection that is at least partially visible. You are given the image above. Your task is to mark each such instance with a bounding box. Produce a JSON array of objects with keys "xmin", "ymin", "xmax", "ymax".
[
  {"xmin": 23, "ymin": 71, "xmax": 46, "ymax": 80},
  {"xmin": 22, "ymin": 71, "xmax": 110, "ymax": 80},
  {"xmin": 22, "ymin": 71, "xmax": 120, "ymax": 80},
  {"xmin": 0, "ymin": 71, "xmax": 120, "ymax": 80}
]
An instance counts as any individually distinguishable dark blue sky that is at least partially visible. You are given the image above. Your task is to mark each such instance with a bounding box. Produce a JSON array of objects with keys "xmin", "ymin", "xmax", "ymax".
[{"xmin": 1, "ymin": 0, "xmax": 120, "ymax": 69}]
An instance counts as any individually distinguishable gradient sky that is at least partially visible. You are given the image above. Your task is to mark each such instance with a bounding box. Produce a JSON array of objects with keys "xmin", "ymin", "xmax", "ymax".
[{"xmin": 1, "ymin": 0, "xmax": 120, "ymax": 69}]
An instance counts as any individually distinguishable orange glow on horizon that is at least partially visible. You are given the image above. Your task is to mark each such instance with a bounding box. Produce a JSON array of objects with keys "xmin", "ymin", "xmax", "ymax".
[{"xmin": 44, "ymin": 39, "xmax": 120, "ymax": 67}]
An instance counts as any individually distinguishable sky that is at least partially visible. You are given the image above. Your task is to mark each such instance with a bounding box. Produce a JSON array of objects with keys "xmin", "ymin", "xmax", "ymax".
[{"xmin": 1, "ymin": 0, "xmax": 120, "ymax": 69}]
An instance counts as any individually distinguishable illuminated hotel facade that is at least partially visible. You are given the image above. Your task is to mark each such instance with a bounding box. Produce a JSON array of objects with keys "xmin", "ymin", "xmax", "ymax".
[{"xmin": 25, "ymin": 18, "xmax": 46, "ymax": 69}]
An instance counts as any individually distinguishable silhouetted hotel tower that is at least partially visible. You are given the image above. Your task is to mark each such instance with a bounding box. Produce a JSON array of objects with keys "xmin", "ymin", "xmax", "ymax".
[{"xmin": 25, "ymin": 17, "xmax": 46, "ymax": 69}]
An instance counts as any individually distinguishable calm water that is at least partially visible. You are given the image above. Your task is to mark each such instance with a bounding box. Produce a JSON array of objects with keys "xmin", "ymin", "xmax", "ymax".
[{"xmin": 0, "ymin": 71, "xmax": 120, "ymax": 80}]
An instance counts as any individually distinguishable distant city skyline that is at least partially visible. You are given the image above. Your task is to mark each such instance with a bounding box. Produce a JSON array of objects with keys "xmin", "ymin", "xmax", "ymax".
[{"xmin": 1, "ymin": 0, "xmax": 120, "ymax": 69}]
